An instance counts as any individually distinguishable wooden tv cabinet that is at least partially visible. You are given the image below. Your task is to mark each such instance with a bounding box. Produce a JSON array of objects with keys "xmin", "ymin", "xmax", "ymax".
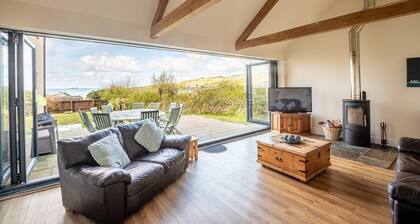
[{"xmin": 271, "ymin": 112, "xmax": 311, "ymax": 134}]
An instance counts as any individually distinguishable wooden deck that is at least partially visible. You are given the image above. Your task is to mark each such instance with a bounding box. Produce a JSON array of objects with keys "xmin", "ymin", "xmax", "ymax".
[{"xmin": 1, "ymin": 133, "xmax": 394, "ymax": 224}]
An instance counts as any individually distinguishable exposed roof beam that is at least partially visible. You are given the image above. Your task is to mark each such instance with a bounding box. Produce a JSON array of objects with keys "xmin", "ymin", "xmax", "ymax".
[
  {"xmin": 236, "ymin": 0, "xmax": 420, "ymax": 50},
  {"xmin": 236, "ymin": 0, "xmax": 279, "ymax": 44},
  {"xmin": 151, "ymin": 0, "xmax": 221, "ymax": 39},
  {"xmin": 152, "ymin": 0, "xmax": 169, "ymax": 25}
]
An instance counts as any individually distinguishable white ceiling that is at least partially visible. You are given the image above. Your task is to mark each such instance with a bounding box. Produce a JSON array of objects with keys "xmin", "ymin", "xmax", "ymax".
[{"xmin": 6, "ymin": 0, "xmax": 377, "ymax": 57}]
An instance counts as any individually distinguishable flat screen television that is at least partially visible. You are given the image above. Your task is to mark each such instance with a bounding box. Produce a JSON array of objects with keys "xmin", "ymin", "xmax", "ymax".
[
  {"xmin": 269, "ymin": 87, "xmax": 312, "ymax": 113},
  {"xmin": 407, "ymin": 57, "xmax": 420, "ymax": 87}
]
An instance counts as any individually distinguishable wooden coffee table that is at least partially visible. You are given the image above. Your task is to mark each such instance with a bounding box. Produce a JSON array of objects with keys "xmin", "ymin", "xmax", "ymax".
[{"xmin": 257, "ymin": 133, "xmax": 331, "ymax": 182}]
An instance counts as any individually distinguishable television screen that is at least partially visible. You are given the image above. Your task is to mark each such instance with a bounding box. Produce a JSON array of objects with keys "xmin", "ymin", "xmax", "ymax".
[
  {"xmin": 269, "ymin": 87, "xmax": 312, "ymax": 112},
  {"xmin": 407, "ymin": 57, "xmax": 420, "ymax": 87}
]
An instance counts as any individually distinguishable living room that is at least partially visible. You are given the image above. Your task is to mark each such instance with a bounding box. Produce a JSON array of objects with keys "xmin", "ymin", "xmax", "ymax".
[{"xmin": 1, "ymin": 0, "xmax": 420, "ymax": 223}]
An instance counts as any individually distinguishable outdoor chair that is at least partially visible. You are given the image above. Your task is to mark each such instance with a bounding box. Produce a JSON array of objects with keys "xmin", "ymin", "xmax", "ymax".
[
  {"xmin": 132, "ymin": 102, "xmax": 145, "ymax": 109},
  {"xmin": 172, "ymin": 104, "xmax": 184, "ymax": 134},
  {"xmin": 90, "ymin": 107, "xmax": 99, "ymax": 113},
  {"xmin": 102, "ymin": 104, "xmax": 113, "ymax": 113},
  {"xmin": 78, "ymin": 110, "xmax": 96, "ymax": 133},
  {"xmin": 168, "ymin": 102, "xmax": 177, "ymax": 113},
  {"xmin": 92, "ymin": 113, "xmax": 113, "ymax": 130},
  {"xmin": 140, "ymin": 110, "xmax": 160, "ymax": 124},
  {"xmin": 160, "ymin": 107, "xmax": 182, "ymax": 135},
  {"xmin": 148, "ymin": 102, "xmax": 161, "ymax": 110},
  {"xmin": 37, "ymin": 124, "xmax": 58, "ymax": 155}
]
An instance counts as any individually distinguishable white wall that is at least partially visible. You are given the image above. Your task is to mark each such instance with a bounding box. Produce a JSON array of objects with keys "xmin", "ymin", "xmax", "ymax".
[{"xmin": 284, "ymin": 13, "xmax": 420, "ymax": 146}]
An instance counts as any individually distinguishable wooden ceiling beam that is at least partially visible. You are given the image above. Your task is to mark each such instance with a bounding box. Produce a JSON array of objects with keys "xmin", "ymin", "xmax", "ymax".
[
  {"xmin": 150, "ymin": 0, "xmax": 221, "ymax": 39},
  {"xmin": 236, "ymin": 0, "xmax": 279, "ymax": 44},
  {"xmin": 236, "ymin": 0, "xmax": 420, "ymax": 50},
  {"xmin": 152, "ymin": 0, "xmax": 169, "ymax": 25}
]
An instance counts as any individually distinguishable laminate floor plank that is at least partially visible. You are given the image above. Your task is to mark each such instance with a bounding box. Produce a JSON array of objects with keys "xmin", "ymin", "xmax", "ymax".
[{"xmin": 0, "ymin": 133, "xmax": 393, "ymax": 224}]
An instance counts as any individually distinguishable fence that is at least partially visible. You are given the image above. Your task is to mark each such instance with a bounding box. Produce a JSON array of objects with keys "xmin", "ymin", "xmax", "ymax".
[{"xmin": 47, "ymin": 99, "xmax": 103, "ymax": 113}]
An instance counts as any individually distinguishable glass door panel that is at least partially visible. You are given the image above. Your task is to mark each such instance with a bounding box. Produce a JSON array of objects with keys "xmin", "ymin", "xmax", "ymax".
[
  {"xmin": 0, "ymin": 32, "xmax": 10, "ymax": 186},
  {"xmin": 247, "ymin": 62, "xmax": 270, "ymax": 124},
  {"xmin": 21, "ymin": 36, "xmax": 37, "ymax": 181}
]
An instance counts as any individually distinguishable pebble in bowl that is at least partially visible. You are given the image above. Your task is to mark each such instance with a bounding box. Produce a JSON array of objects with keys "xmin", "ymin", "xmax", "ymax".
[{"xmin": 280, "ymin": 134, "xmax": 303, "ymax": 144}]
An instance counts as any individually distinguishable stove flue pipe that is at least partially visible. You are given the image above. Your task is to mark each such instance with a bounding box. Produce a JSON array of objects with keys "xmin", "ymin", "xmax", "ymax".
[{"xmin": 349, "ymin": 0, "xmax": 375, "ymax": 100}]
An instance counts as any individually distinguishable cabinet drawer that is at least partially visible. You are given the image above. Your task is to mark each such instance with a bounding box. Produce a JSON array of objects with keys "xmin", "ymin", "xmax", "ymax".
[{"xmin": 258, "ymin": 144, "xmax": 305, "ymax": 173}]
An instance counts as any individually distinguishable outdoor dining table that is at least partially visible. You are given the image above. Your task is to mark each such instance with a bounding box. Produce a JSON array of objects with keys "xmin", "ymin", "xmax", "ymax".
[{"xmin": 110, "ymin": 109, "xmax": 165, "ymax": 123}]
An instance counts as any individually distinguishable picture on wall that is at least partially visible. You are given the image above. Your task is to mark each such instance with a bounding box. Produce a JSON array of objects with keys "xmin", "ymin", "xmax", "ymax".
[{"xmin": 407, "ymin": 57, "xmax": 420, "ymax": 87}]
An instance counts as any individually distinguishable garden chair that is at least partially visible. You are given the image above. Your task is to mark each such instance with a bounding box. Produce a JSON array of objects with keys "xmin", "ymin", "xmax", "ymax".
[
  {"xmin": 102, "ymin": 104, "xmax": 113, "ymax": 113},
  {"xmin": 92, "ymin": 113, "xmax": 113, "ymax": 130},
  {"xmin": 140, "ymin": 110, "xmax": 160, "ymax": 124},
  {"xmin": 173, "ymin": 104, "xmax": 184, "ymax": 134},
  {"xmin": 160, "ymin": 107, "xmax": 181, "ymax": 135},
  {"xmin": 168, "ymin": 102, "xmax": 177, "ymax": 113},
  {"xmin": 90, "ymin": 107, "xmax": 99, "ymax": 113},
  {"xmin": 79, "ymin": 110, "xmax": 96, "ymax": 133},
  {"xmin": 148, "ymin": 102, "xmax": 161, "ymax": 110},
  {"xmin": 132, "ymin": 102, "xmax": 145, "ymax": 109}
]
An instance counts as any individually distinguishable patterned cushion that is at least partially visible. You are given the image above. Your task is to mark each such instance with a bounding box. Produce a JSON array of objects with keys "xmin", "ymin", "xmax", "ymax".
[
  {"xmin": 134, "ymin": 119, "xmax": 164, "ymax": 152},
  {"xmin": 88, "ymin": 133, "xmax": 131, "ymax": 168}
]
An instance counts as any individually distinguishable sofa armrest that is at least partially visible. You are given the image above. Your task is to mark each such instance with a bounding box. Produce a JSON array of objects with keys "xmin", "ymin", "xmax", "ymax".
[
  {"xmin": 388, "ymin": 180, "xmax": 420, "ymax": 207},
  {"xmin": 161, "ymin": 135, "xmax": 192, "ymax": 152},
  {"xmin": 66, "ymin": 165, "xmax": 131, "ymax": 187},
  {"xmin": 399, "ymin": 137, "xmax": 420, "ymax": 155},
  {"xmin": 161, "ymin": 135, "xmax": 191, "ymax": 169}
]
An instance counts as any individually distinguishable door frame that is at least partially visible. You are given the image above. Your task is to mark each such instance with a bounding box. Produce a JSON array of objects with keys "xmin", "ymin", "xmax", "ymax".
[
  {"xmin": 0, "ymin": 32, "xmax": 38, "ymax": 188},
  {"xmin": 246, "ymin": 60, "xmax": 278, "ymax": 125},
  {"xmin": 17, "ymin": 35, "xmax": 38, "ymax": 183}
]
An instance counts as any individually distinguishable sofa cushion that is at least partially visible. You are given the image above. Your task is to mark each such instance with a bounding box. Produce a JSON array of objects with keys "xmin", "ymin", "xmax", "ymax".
[
  {"xmin": 67, "ymin": 165, "xmax": 131, "ymax": 187},
  {"xmin": 88, "ymin": 134, "xmax": 131, "ymax": 168},
  {"xmin": 58, "ymin": 128, "xmax": 124, "ymax": 169},
  {"xmin": 134, "ymin": 148, "xmax": 185, "ymax": 172},
  {"xmin": 134, "ymin": 119, "xmax": 164, "ymax": 152},
  {"xmin": 116, "ymin": 121, "xmax": 149, "ymax": 159},
  {"xmin": 399, "ymin": 137, "xmax": 420, "ymax": 155},
  {"xmin": 397, "ymin": 153, "xmax": 420, "ymax": 175},
  {"xmin": 124, "ymin": 161, "xmax": 165, "ymax": 197},
  {"xmin": 388, "ymin": 171, "xmax": 420, "ymax": 207}
]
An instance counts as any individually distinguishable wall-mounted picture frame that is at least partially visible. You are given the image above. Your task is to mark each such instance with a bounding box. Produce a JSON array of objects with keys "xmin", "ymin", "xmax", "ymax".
[{"xmin": 407, "ymin": 57, "xmax": 420, "ymax": 87}]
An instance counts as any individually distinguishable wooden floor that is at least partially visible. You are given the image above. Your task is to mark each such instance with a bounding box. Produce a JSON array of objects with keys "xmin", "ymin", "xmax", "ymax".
[{"xmin": 0, "ymin": 133, "xmax": 394, "ymax": 224}]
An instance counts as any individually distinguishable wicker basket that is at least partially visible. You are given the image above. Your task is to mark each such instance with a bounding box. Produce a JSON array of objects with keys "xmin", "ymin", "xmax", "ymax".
[{"xmin": 322, "ymin": 126, "xmax": 342, "ymax": 141}]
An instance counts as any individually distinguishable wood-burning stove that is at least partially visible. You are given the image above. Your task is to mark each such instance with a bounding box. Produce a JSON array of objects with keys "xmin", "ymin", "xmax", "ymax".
[{"xmin": 343, "ymin": 99, "xmax": 370, "ymax": 147}]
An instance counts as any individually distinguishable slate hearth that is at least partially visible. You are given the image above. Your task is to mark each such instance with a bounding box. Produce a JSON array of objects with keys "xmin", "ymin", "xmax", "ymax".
[
  {"xmin": 309, "ymin": 135, "xmax": 397, "ymax": 169},
  {"xmin": 331, "ymin": 141, "xmax": 397, "ymax": 169}
]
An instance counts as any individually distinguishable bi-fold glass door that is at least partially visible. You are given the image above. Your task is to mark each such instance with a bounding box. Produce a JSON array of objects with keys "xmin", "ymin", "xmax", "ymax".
[
  {"xmin": 246, "ymin": 61, "xmax": 277, "ymax": 124},
  {"xmin": 0, "ymin": 32, "xmax": 11, "ymax": 186},
  {"xmin": 0, "ymin": 31, "xmax": 37, "ymax": 188}
]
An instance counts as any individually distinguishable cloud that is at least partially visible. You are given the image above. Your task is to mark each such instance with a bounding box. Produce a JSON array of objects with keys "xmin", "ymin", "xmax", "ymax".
[
  {"xmin": 80, "ymin": 53, "xmax": 142, "ymax": 73},
  {"xmin": 146, "ymin": 53, "xmax": 260, "ymax": 80}
]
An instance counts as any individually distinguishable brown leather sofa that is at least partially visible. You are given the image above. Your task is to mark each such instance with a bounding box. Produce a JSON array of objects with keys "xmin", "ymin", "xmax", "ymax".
[
  {"xmin": 57, "ymin": 121, "xmax": 191, "ymax": 223},
  {"xmin": 388, "ymin": 137, "xmax": 420, "ymax": 224}
]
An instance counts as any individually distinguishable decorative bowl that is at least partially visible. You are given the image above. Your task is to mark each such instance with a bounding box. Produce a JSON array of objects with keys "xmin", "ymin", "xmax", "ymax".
[{"xmin": 280, "ymin": 135, "xmax": 303, "ymax": 144}]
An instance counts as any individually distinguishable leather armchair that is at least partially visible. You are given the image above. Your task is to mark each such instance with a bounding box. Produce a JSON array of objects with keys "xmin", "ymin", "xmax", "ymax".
[
  {"xmin": 388, "ymin": 137, "xmax": 420, "ymax": 224},
  {"xmin": 57, "ymin": 121, "xmax": 191, "ymax": 224}
]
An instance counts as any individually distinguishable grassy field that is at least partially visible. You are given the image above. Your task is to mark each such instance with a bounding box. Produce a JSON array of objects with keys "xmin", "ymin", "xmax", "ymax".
[
  {"xmin": 53, "ymin": 112, "xmax": 84, "ymax": 125},
  {"xmin": 52, "ymin": 75, "xmax": 249, "ymax": 126}
]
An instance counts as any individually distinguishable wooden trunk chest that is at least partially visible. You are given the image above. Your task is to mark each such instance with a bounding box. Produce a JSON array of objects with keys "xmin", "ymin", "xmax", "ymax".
[{"xmin": 257, "ymin": 134, "xmax": 331, "ymax": 182}]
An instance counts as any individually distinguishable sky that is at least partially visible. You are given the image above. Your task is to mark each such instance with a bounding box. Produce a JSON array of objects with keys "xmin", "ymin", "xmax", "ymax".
[{"xmin": 46, "ymin": 38, "xmax": 264, "ymax": 89}]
